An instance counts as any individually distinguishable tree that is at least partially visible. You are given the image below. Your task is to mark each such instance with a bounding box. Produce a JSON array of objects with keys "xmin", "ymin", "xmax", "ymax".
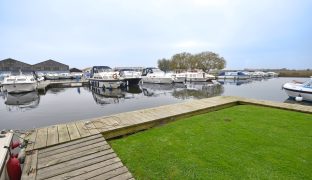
[{"xmin": 157, "ymin": 58, "xmax": 171, "ymax": 72}]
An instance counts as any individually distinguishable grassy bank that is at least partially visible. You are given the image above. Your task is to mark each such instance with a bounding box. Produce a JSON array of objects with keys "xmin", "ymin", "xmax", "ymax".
[
  {"xmin": 277, "ymin": 70, "xmax": 312, "ymax": 77},
  {"xmin": 110, "ymin": 105, "xmax": 312, "ymax": 179}
]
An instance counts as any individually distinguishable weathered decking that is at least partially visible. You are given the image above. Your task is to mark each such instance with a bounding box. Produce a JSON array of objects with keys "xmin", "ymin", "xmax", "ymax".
[
  {"xmin": 21, "ymin": 96, "xmax": 312, "ymax": 180},
  {"xmin": 22, "ymin": 134, "xmax": 133, "ymax": 180}
]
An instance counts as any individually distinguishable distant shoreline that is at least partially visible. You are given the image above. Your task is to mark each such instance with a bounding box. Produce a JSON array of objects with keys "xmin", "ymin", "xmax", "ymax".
[{"xmin": 276, "ymin": 70, "xmax": 312, "ymax": 78}]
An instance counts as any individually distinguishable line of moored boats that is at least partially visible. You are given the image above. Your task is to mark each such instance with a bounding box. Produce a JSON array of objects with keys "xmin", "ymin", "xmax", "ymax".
[{"xmin": 1, "ymin": 67, "xmax": 311, "ymax": 102}]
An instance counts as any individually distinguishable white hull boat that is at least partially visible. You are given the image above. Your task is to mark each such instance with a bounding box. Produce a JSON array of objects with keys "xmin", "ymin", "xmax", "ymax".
[
  {"xmin": 283, "ymin": 78, "xmax": 312, "ymax": 102},
  {"xmin": 185, "ymin": 72, "xmax": 215, "ymax": 82},
  {"xmin": 0, "ymin": 132, "xmax": 13, "ymax": 180},
  {"xmin": 141, "ymin": 68, "xmax": 173, "ymax": 84},
  {"xmin": 118, "ymin": 69, "xmax": 142, "ymax": 85},
  {"xmin": 2, "ymin": 74, "xmax": 38, "ymax": 93},
  {"xmin": 218, "ymin": 71, "xmax": 250, "ymax": 80},
  {"xmin": 89, "ymin": 66, "xmax": 125, "ymax": 89}
]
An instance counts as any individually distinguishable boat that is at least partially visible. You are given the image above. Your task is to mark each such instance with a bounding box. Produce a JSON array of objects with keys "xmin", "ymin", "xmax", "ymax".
[
  {"xmin": 0, "ymin": 131, "xmax": 13, "ymax": 180},
  {"xmin": 282, "ymin": 77, "xmax": 312, "ymax": 102},
  {"xmin": 184, "ymin": 71, "xmax": 215, "ymax": 82},
  {"xmin": 44, "ymin": 72, "xmax": 60, "ymax": 80},
  {"xmin": 118, "ymin": 69, "xmax": 142, "ymax": 85},
  {"xmin": 250, "ymin": 71, "xmax": 265, "ymax": 78},
  {"xmin": 1, "ymin": 72, "xmax": 38, "ymax": 93},
  {"xmin": 267, "ymin": 72, "xmax": 278, "ymax": 77},
  {"xmin": 217, "ymin": 71, "xmax": 250, "ymax": 80},
  {"xmin": 141, "ymin": 68, "xmax": 174, "ymax": 84},
  {"xmin": 0, "ymin": 72, "xmax": 11, "ymax": 87},
  {"xmin": 172, "ymin": 73, "xmax": 186, "ymax": 83},
  {"xmin": 89, "ymin": 66, "xmax": 125, "ymax": 89}
]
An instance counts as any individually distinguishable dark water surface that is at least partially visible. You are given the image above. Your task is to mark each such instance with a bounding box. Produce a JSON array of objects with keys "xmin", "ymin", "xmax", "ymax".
[{"xmin": 0, "ymin": 77, "xmax": 310, "ymax": 129}]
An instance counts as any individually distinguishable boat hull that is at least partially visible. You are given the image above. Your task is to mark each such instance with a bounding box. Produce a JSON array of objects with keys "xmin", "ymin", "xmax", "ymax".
[
  {"xmin": 217, "ymin": 76, "xmax": 250, "ymax": 80},
  {"xmin": 2, "ymin": 83, "xmax": 37, "ymax": 93},
  {"xmin": 141, "ymin": 77, "xmax": 173, "ymax": 84},
  {"xmin": 283, "ymin": 83, "xmax": 312, "ymax": 102},
  {"xmin": 173, "ymin": 77, "xmax": 186, "ymax": 83},
  {"xmin": 123, "ymin": 78, "xmax": 142, "ymax": 86}
]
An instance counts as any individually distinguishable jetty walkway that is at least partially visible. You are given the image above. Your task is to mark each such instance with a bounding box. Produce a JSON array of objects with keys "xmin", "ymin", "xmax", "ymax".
[{"xmin": 22, "ymin": 96, "xmax": 312, "ymax": 180}]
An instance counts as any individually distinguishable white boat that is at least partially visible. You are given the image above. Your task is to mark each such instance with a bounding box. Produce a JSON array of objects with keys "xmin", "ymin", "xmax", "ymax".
[
  {"xmin": 218, "ymin": 71, "xmax": 250, "ymax": 80},
  {"xmin": 89, "ymin": 66, "xmax": 124, "ymax": 89},
  {"xmin": 0, "ymin": 131, "xmax": 13, "ymax": 180},
  {"xmin": 267, "ymin": 72, "xmax": 278, "ymax": 77},
  {"xmin": 45, "ymin": 73, "xmax": 60, "ymax": 80},
  {"xmin": 283, "ymin": 78, "xmax": 312, "ymax": 102},
  {"xmin": 172, "ymin": 73, "xmax": 186, "ymax": 83},
  {"xmin": 250, "ymin": 71, "xmax": 265, "ymax": 78},
  {"xmin": 0, "ymin": 73, "xmax": 11, "ymax": 87},
  {"xmin": 184, "ymin": 71, "xmax": 215, "ymax": 82},
  {"xmin": 118, "ymin": 69, "xmax": 142, "ymax": 85},
  {"xmin": 2, "ymin": 73, "xmax": 38, "ymax": 93},
  {"xmin": 141, "ymin": 68, "xmax": 174, "ymax": 84}
]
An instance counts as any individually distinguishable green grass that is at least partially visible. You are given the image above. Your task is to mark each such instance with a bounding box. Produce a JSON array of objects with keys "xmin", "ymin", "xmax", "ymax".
[{"xmin": 109, "ymin": 105, "xmax": 312, "ymax": 179}]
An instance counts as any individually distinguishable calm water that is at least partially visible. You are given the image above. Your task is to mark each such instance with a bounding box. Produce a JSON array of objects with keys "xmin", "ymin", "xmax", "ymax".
[{"xmin": 0, "ymin": 77, "xmax": 310, "ymax": 129}]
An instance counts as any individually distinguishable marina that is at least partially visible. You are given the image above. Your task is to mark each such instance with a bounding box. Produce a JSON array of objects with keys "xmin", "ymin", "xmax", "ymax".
[{"xmin": 1, "ymin": 77, "xmax": 311, "ymax": 130}]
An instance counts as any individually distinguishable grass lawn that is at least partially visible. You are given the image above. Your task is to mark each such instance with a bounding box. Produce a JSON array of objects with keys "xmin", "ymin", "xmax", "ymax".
[{"xmin": 109, "ymin": 105, "xmax": 312, "ymax": 179}]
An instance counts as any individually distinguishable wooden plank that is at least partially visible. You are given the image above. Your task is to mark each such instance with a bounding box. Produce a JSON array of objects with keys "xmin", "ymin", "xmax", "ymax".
[
  {"xmin": 38, "ymin": 137, "xmax": 106, "ymax": 158},
  {"xmin": 46, "ymin": 125, "xmax": 58, "ymax": 146},
  {"xmin": 45, "ymin": 157, "xmax": 121, "ymax": 180},
  {"xmin": 38, "ymin": 142, "xmax": 109, "ymax": 168},
  {"xmin": 25, "ymin": 130, "xmax": 37, "ymax": 152},
  {"xmin": 57, "ymin": 124, "xmax": 70, "ymax": 143},
  {"xmin": 37, "ymin": 153, "xmax": 118, "ymax": 180},
  {"xmin": 38, "ymin": 149, "xmax": 116, "ymax": 174},
  {"xmin": 85, "ymin": 121, "xmax": 101, "ymax": 135},
  {"xmin": 110, "ymin": 172, "xmax": 133, "ymax": 180},
  {"xmin": 34, "ymin": 128, "xmax": 48, "ymax": 149},
  {"xmin": 39, "ymin": 134, "xmax": 102, "ymax": 154},
  {"xmin": 71, "ymin": 161, "xmax": 124, "ymax": 180},
  {"xmin": 21, "ymin": 150, "xmax": 38, "ymax": 180},
  {"xmin": 89, "ymin": 166, "xmax": 129, "ymax": 180},
  {"xmin": 66, "ymin": 123, "xmax": 81, "ymax": 140},
  {"xmin": 75, "ymin": 121, "xmax": 91, "ymax": 137}
]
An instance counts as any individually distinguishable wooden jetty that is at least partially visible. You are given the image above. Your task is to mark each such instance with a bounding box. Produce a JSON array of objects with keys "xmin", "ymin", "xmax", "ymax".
[
  {"xmin": 21, "ymin": 96, "xmax": 312, "ymax": 180},
  {"xmin": 37, "ymin": 80, "xmax": 89, "ymax": 92}
]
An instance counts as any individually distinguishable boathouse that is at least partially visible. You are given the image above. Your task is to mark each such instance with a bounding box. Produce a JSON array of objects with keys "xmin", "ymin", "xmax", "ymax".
[
  {"xmin": 33, "ymin": 59, "xmax": 69, "ymax": 71},
  {"xmin": 0, "ymin": 58, "xmax": 32, "ymax": 72},
  {"xmin": 0, "ymin": 58, "xmax": 69, "ymax": 72}
]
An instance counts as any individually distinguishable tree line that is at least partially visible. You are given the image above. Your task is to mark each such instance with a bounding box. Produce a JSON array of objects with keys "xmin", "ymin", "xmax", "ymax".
[{"xmin": 157, "ymin": 51, "xmax": 226, "ymax": 72}]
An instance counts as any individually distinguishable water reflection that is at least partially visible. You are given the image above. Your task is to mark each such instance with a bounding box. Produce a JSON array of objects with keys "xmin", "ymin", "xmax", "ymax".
[
  {"xmin": 173, "ymin": 83, "xmax": 224, "ymax": 99},
  {"xmin": 141, "ymin": 83, "xmax": 186, "ymax": 97},
  {"xmin": 218, "ymin": 79, "xmax": 252, "ymax": 85},
  {"xmin": 4, "ymin": 91, "xmax": 40, "ymax": 111}
]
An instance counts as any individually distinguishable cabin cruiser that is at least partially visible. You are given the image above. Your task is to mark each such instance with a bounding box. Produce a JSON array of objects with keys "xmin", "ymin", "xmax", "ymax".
[
  {"xmin": 141, "ymin": 68, "xmax": 174, "ymax": 84},
  {"xmin": 283, "ymin": 77, "xmax": 312, "ymax": 102},
  {"xmin": 89, "ymin": 66, "xmax": 125, "ymax": 89},
  {"xmin": 118, "ymin": 69, "xmax": 142, "ymax": 85},
  {"xmin": 45, "ymin": 72, "xmax": 60, "ymax": 80},
  {"xmin": 250, "ymin": 71, "xmax": 265, "ymax": 78},
  {"xmin": 184, "ymin": 71, "xmax": 215, "ymax": 82},
  {"xmin": 0, "ymin": 131, "xmax": 13, "ymax": 180},
  {"xmin": 267, "ymin": 72, "xmax": 278, "ymax": 77},
  {"xmin": 1, "ymin": 73, "xmax": 38, "ymax": 93},
  {"xmin": 0, "ymin": 72, "xmax": 11, "ymax": 87},
  {"xmin": 218, "ymin": 71, "xmax": 250, "ymax": 80}
]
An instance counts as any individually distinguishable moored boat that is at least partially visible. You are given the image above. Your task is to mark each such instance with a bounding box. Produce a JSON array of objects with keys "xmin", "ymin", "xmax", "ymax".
[
  {"xmin": 218, "ymin": 71, "xmax": 250, "ymax": 80},
  {"xmin": 2, "ymin": 73, "xmax": 38, "ymax": 93},
  {"xmin": 184, "ymin": 71, "xmax": 215, "ymax": 82},
  {"xmin": 141, "ymin": 68, "xmax": 174, "ymax": 84},
  {"xmin": 0, "ymin": 131, "xmax": 13, "ymax": 180},
  {"xmin": 282, "ymin": 77, "xmax": 312, "ymax": 102},
  {"xmin": 118, "ymin": 69, "xmax": 142, "ymax": 86},
  {"xmin": 89, "ymin": 66, "xmax": 125, "ymax": 89}
]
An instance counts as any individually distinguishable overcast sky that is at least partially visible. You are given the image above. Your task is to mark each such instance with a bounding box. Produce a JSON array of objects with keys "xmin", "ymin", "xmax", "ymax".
[{"xmin": 1, "ymin": 0, "xmax": 311, "ymax": 69}]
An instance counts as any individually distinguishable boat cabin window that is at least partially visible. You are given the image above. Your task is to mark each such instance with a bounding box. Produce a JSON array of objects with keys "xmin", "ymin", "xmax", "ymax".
[
  {"xmin": 7, "ymin": 79, "xmax": 15, "ymax": 82},
  {"xmin": 303, "ymin": 81, "xmax": 312, "ymax": 88},
  {"xmin": 17, "ymin": 79, "xmax": 27, "ymax": 81}
]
